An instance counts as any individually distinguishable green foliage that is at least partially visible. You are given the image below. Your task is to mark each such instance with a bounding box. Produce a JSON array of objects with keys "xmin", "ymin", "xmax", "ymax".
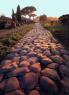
[
  {"xmin": 44, "ymin": 20, "xmax": 67, "ymax": 32},
  {"xmin": 0, "ymin": 24, "xmax": 34, "ymax": 61},
  {"xmin": 59, "ymin": 14, "xmax": 69, "ymax": 25},
  {"xmin": 16, "ymin": 5, "xmax": 21, "ymax": 22},
  {"xmin": 21, "ymin": 6, "xmax": 36, "ymax": 19},
  {"xmin": 21, "ymin": 6, "xmax": 36, "ymax": 15},
  {"xmin": 44, "ymin": 24, "xmax": 67, "ymax": 32},
  {"xmin": 43, "ymin": 19, "xmax": 69, "ymax": 47},
  {"xmin": 0, "ymin": 42, "xmax": 9, "ymax": 60},
  {"xmin": 12, "ymin": 9, "xmax": 15, "ymax": 21}
]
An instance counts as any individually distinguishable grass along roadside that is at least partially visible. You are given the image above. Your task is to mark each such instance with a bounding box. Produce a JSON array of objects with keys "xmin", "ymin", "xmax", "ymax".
[
  {"xmin": 43, "ymin": 22, "xmax": 68, "ymax": 33},
  {"xmin": 43, "ymin": 22, "xmax": 69, "ymax": 48},
  {"xmin": 0, "ymin": 24, "xmax": 34, "ymax": 61}
]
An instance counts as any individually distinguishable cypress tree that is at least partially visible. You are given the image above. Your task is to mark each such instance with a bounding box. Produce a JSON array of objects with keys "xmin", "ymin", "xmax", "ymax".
[
  {"xmin": 16, "ymin": 5, "xmax": 21, "ymax": 22},
  {"xmin": 12, "ymin": 9, "xmax": 15, "ymax": 21}
]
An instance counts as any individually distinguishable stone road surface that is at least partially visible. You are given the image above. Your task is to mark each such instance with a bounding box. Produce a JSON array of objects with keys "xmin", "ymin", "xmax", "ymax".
[{"xmin": 0, "ymin": 23, "xmax": 69, "ymax": 95}]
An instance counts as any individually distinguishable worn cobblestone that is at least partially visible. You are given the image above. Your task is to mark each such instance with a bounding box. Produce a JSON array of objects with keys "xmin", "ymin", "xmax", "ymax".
[{"xmin": 0, "ymin": 23, "xmax": 69, "ymax": 95}]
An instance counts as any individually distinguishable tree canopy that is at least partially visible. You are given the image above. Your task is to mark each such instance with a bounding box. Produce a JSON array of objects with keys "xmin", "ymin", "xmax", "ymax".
[
  {"xmin": 59, "ymin": 14, "xmax": 69, "ymax": 25},
  {"xmin": 21, "ymin": 6, "xmax": 36, "ymax": 17}
]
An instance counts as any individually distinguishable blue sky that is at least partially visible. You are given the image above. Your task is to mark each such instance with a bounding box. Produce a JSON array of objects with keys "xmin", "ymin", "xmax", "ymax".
[{"xmin": 0, "ymin": 0, "xmax": 69, "ymax": 17}]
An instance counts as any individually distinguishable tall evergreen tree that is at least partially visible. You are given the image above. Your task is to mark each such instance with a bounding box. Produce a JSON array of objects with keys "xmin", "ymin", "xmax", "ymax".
[
  {"xmin": 12, "ymin": 9, "xmax": 15, "ymax": 21},
  {"xmin": 16, "ymin": 5, "xmax": 21, "ymax": 22}
]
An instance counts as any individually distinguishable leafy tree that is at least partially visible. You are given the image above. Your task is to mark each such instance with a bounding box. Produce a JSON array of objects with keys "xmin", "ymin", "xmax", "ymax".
[
  {"xmin": 59, "ymin": 14, "xmax": 69, "ymax": 45},
  {"xmin": 21, "ymin": 6, "xmax": 36, "ymax": 18},
  {"xmin": 16, "ymin": 5, "xmax": 21, "ymax": 22}
]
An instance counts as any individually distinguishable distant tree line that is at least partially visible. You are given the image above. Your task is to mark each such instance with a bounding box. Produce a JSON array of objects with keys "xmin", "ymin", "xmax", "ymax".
[
  {"xmin": 0, "ymin": 5, "xmax": 36, "ymax": 29},
  {"xmin": 12, "ymin": 5, "xmax": 36, "ymax": 23}
]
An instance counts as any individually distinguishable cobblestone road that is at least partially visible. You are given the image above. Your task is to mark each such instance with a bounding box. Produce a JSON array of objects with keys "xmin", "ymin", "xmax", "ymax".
[{"xmin": 0, "ymin": 23, "xmax": 69, "ymax": 95}]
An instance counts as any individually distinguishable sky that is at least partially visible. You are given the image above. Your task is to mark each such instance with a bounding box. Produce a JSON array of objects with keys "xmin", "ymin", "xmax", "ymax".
[{"xmin": 0, "ymin": 0, "xmax": 69, "ymax": 17}]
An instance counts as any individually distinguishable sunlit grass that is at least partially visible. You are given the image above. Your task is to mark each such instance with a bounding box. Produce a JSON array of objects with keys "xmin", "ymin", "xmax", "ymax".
[
  {"xmin": 0, "ymin": 24, "xmax": 34, "ymax": 61},
  {"xmin": 44, "ymin": 23, "xmax": 68, "ymax": 33},
  {"xmin": 43, "ymin": 21, "xmax": 69, "ymax": 49}
]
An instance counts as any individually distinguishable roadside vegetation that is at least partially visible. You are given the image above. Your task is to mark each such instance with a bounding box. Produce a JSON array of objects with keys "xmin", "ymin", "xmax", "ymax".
[
  {"xmin": 39, "ymin": 14, "xmax": 69, "ymax": 49},
  {"xmin": 0, "ymin": 24, "xmax": 34, "ymax": 61},
  {"xmin": 0, "ymin": 5, "xmax": 36, "ymax": 61}
]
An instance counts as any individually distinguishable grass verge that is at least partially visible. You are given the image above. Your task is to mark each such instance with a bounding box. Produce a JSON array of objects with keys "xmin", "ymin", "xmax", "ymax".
[
  {"xmin": 0, "ymin": 24, "xmax": 34, "ymax": 61},
  {"xmin": 43, "ymin": 23, "xmax": 69, "ymax": 49}
]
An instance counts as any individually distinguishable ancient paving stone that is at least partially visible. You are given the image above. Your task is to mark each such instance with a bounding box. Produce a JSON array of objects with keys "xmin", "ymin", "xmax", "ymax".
[
  {"xmin": 47, "ymin": 63, "xmax": 59, "ymax": 69},
  {"xmin": 0, "ymin": 60, "xmax": 12, "ymax": 66},
  {"xmin": 51, "ymin": 48, "xmax": 60, "ymax": 55},
  {"xmin": 30, "ymin": 62, "xmax": 41, "ymax": 73},
  {"xmin": 10, "ymin": 47, "xmax": 22, "ymax": 53},
  {"xmin": 65, "ymin": 61, "xmax": 69, "ymax": 67},
  {"xmin": 23, "ymin": 45, "xmax": 30, "ymax": 50},
  {"xmin": 43, "ymin": 49, "xmax": 51, "ymax": 56},
  {"xmin": 0, "ymin": 80, "xmax": 5, "ymax": 91},
  {"xmin": 41, "ymin": 68, "xmax": 60, "ymax": 81},
  {"xmin": 6, "ymin": 53, "xmax": 18, "ymax": 59},
  {"xmin": 19, "ymin": 56, "xmax": 28, "ymax": 62},
  {"xmin": 50, "ymin": 55, "xmax": 65, "ymax": 64},
  {"xmin": 11, "ymin": 61, "xmax": 18, "ymax": 68},
  {"xmin": 19, "ymin": 49, "xmax": 28, "ymax": 56},
  {"xmin": 0, "ymin": 63, "xmax": 15, "ymax": 74},
  {"xmin": 28, "ymin": 52, "xmax": 37, "ymax": 57},
  {"xmin": 34, "ymin": 43, "xmax": 41, "ymax": 47},
  {"xmin": 11, "ymin": 57, "xmax": 20, "ymax": 65},
  {"xmin": 60, "ymin": 49, "xmax": 69, "ymax": 55},
  {"xmin": 5, "ymin": 90, "xmax": 25, "ymax": 95},
  {"xmin": 39, "ymin": 46, "xmax": 47, "ymax": 52},
  {"xmin": 0, "ymin": 74, "xmax": 4, "ymax": 82},
  {"xmin": 63, "ymin": 55, "xmax": 69, "ymax": 61},
  {"xmin": 7, "ymin": 67, "xmax": 30, "ymax": 77},
  {"xmin": 34, "ymin": 47, "xmax": 43, "ymax": 53},
  {"xmin": 19, "ymin": 60, "xmax": 30, "ymax": 67},
  {"xmin": 42, "ymin": 44, "xmax": 49, "ymax": 49},
  {"xmin": 4, "ymin": 77, "xmax": 20, "ymax": 93},
  {"xmin": 37, "ymin": 53, "xmax": 45, "ymax": 59},
  {"xmin": 59, "ymin": 65, "xmax": 69, "ymax": 77},
  {"xmin": 28, "ymin": 90, "xmax": 40, "ymax": 95},
  {"xmin": 57, "ymin": 44, "xmax": 64, "ymax": 49},
  {"xmin": 40, "ymin": 57, "xmax": 53, "ymax": 67},
  {"xmin": 60, "ymin": 77, "xmax": 69, "ymax": 95},
  {"xmin": 28, "ymin": 57, "xmax": 38, "ymax": 65},
  {"xmin": 40, "ymin": 76, "xmax": 58, "ymax": 94},
  {"xmin": 21, "ymin": 72, "xmax": 39, "ymax": 91},
  {"xmin": 1, "ymin": 58, "xmax": 19, "ymax": 70}
]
